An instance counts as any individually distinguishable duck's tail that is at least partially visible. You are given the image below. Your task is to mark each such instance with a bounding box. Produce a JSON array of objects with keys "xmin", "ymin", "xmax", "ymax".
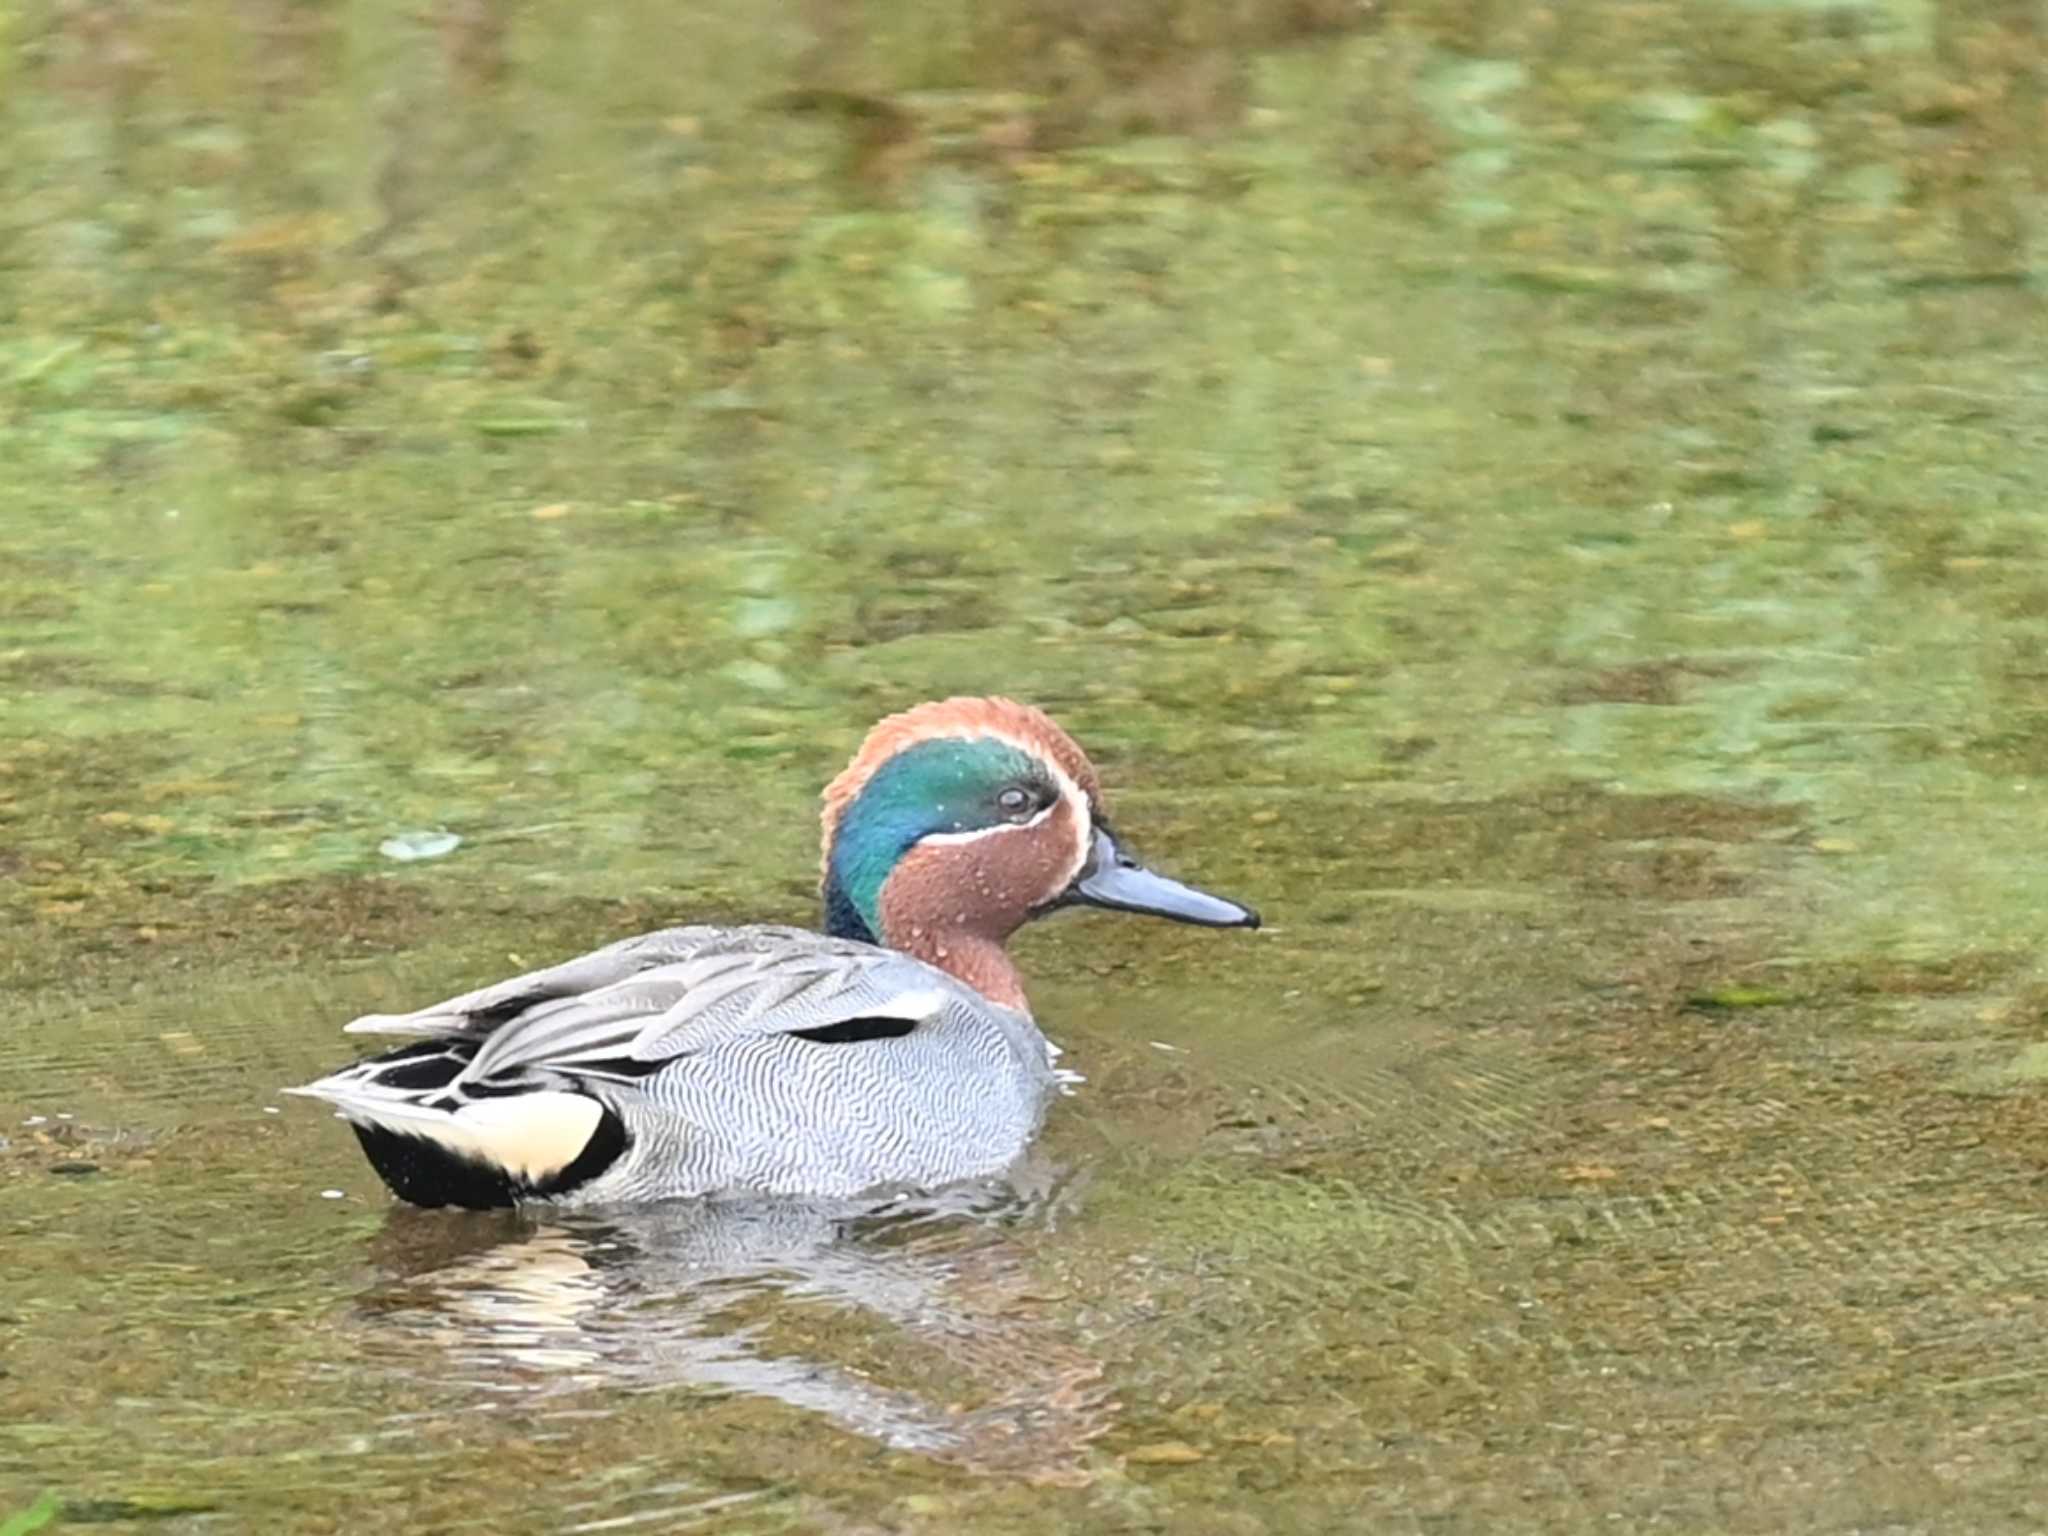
[{"xmin": 286, "ymin": 1041, "xmax": 628, "ymax": 1210}]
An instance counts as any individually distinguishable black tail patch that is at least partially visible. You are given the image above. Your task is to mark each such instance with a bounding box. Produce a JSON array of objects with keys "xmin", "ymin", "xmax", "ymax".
[
  {"xmin": 352, "ymin": 1121, "xmax": 522, "ymax": 1211},
  {"xmin": 344, "ymin": 1056, "xmax": 630, "ymax": 1220},
  {"xmin": 545, "ymin": 1104, "xmax": 630, "ymax": 1199}
]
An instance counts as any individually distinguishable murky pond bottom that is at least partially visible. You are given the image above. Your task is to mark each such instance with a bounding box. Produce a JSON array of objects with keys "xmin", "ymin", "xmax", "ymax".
[{"xmin": 9, "ymin": 0, "xmax": 2048, "ymax": 1529}]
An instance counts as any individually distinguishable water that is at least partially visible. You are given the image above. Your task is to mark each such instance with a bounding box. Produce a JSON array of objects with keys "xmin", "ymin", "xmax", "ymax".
[{"xmin": 6, "ymin": 0, "xmax": 2048, "ymax": 1529}]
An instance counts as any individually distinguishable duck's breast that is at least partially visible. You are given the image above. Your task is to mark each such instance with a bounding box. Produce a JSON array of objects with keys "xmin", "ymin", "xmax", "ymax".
[{"xmin": 595, "ymin": 1001, "xmax": 1058, "ymax": 1201}]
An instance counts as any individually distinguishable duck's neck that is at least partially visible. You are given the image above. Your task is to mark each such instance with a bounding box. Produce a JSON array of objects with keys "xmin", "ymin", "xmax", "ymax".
[
  {"xmin": 821, "ymin": 868, "xmax": 1031, "ymax": 1012},
  {"xmin": 887, "ymin": 926, "xmax": 1031, "ymax": 1014},
  {"xmin": 821, "ymin": 869, "xmax": 878, "ymax": 945},
  {"xmin": 823, "ymin": 825, "xmax": 1038, "ymax": 1014}
]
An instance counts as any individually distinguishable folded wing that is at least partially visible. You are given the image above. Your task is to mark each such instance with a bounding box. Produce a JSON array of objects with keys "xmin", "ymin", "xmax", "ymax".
[{"xmin": 339, "ymin": 924, "xmax": 964, "ymax": 1087}]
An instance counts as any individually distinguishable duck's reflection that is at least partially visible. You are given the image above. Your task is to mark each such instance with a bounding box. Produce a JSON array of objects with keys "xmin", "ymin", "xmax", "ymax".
[{"xmin": 352, "ymin": 1166, "xmax": 1110, "ymax": 1481}]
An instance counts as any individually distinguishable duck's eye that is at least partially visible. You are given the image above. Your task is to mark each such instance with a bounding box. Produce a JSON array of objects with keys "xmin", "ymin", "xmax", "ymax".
[{"xmin": 997, "ymin": 786, "xmax": 1035, "ymax": 820}]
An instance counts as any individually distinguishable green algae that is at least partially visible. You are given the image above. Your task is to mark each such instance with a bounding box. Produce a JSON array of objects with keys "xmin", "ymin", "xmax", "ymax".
[
  {"xmin": 0, "ymin": 1497, "xmax": 59, "ymax": 1536},
  {"xmin": 6, "ymin": 0, "xmax": 2048, "ymax": 1530},
  {"xmin": 1684, "ymin": 984, "xmax": 1798, "ymax": 1010}
]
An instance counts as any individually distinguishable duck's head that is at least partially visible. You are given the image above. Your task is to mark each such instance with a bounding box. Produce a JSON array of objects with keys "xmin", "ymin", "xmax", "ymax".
[{"xmin": 820, "ymin": 696, "xmax": 1258, "ymax": 1010}]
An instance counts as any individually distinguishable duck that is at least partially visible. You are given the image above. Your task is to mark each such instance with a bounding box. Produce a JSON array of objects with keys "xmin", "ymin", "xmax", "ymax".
[{"xmin": 288, "ymin": 696, "xmax": 1259, "ymax": 1209}]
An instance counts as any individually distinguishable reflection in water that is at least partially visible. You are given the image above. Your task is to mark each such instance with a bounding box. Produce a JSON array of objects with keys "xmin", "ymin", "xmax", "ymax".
[{"xmin": 352, "ymin": 1165, "xmax": 1111, "ymax": 1482}]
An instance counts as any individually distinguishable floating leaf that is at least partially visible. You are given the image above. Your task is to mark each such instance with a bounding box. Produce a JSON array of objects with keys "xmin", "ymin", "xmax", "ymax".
[{"xmin": 377, "ymin": 830, "xmax": 462, "ymax": 862}]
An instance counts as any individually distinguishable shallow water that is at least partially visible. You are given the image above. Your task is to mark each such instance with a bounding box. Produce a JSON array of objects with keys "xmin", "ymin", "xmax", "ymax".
[{"xmin": 7, "ymin": 0, "xmax": 2048, "ymax": 1530}]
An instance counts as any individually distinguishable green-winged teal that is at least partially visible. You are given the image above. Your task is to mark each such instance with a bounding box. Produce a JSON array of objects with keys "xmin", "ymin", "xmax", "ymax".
[{"xmin": 289, "ymin": 696, "xmax": 1258, "ymax": 1208}]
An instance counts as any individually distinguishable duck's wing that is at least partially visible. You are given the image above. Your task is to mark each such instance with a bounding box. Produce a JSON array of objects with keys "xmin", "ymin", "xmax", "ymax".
[
  {"xmin": 343, "ymin": 925, "xmax": 739, "ymax": 1042},
  {"xmin": 346, "ymin": 925, "xmax": 970, "ymax": 1087}
]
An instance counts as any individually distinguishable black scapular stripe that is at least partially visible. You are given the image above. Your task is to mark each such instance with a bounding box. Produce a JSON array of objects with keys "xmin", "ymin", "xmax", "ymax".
[
  {"xmin": 367, "ymin": 1042, "xmax": 469, "ymax": 1091},
  {"xmin": 575, "ymin": 1055, "xmax": 669, "ymax": 1081},
  {"xmin": 789, "ymin": 1017, "xmax": 918, "ymax": 1045}
]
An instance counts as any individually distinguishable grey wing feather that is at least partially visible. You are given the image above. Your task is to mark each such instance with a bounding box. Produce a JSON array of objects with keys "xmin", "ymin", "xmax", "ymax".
[
  {"xmin": 346, "ymin": 924, "xmax": 973, "ymax": 1085},
  {"xmin": 342, "ymin": 926, "xmax": 738, "ymax": 1039}
]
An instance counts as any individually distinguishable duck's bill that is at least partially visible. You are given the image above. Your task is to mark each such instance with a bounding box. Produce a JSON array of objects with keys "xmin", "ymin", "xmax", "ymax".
[{"xmin": 1065, "ymin": 828, "xmax": 1260, "ymax": 929}]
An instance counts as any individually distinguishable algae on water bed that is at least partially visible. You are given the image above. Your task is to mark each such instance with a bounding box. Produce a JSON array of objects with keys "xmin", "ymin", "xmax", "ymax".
[
  {"xmin": 0, "ymin": 1495, "xmax": 60, "ymax": 1536},
  {"xmin": 6, "ymin": 0, "xmax": 2048, "ymax": 1531}
]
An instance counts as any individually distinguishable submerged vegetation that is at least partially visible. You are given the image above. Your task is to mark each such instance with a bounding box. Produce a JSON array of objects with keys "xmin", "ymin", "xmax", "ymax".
[{"xmin": 0, "ymin": 1495, "xmax": 59, "ymax": 1536}]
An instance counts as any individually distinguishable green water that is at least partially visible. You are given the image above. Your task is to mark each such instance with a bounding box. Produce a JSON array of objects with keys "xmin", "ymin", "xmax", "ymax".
[{"xmin": 7, "ymin": 0, "xmax": 2048, "ymax": 1529}]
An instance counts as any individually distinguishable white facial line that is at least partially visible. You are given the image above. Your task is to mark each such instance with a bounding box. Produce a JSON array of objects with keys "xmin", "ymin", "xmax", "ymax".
[
  {"xmin": 1045, "ymin": 771, "xmax": 1092, "ymax": 888},
  {"xmin": 920, "ymin": 800, "xmax": 1057, "ymax": 846},
  {"xmin": 915, "ymin": 728, "xmax": 1093, "ymax": 885}
]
